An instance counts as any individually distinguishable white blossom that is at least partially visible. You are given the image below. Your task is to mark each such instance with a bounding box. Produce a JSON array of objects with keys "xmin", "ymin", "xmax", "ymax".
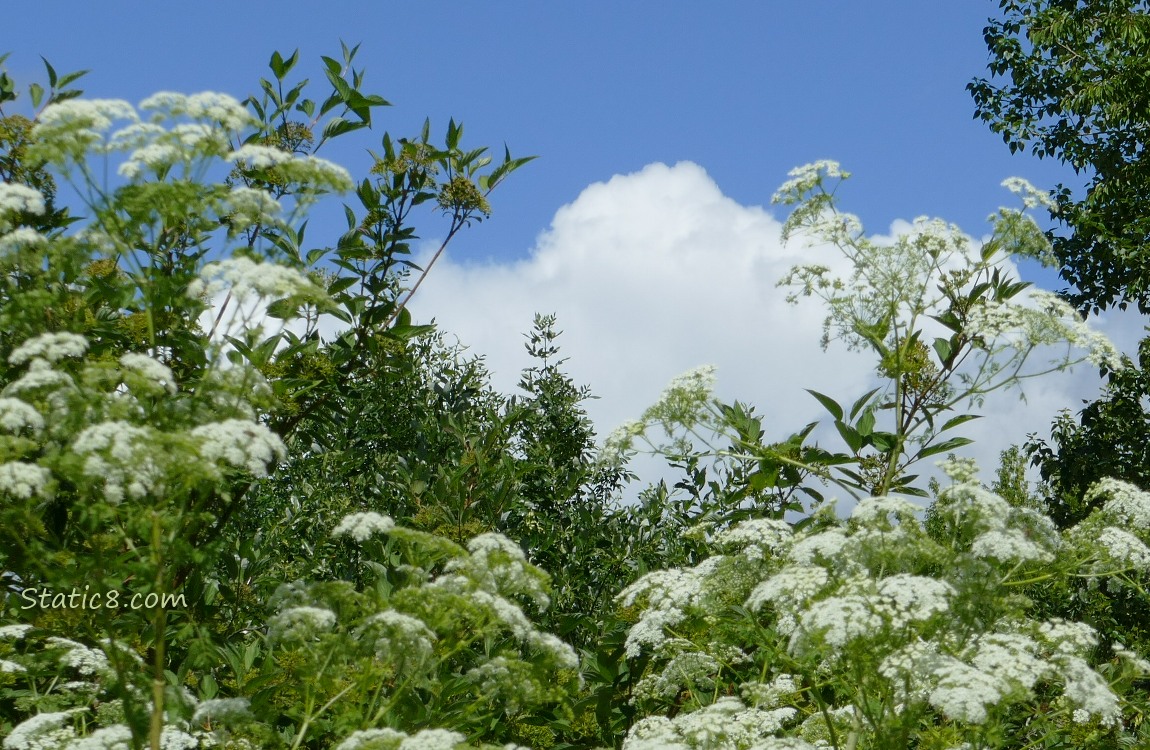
[
  {"xmin": 359, "ymin": 609, "xmax": 437, "ymax": 668},
  {"xmin": 797, "ymin": 595, "xmax": 883, "ymax": 652},
  {"xmin": 1037, "ymin": 619, "xmax": 1098, "ymax": 656},
  {"xmin": 119, "ymin": 353, "xmax": 177, "ymax": 394},
  {"xmin": 267, "ymin": 606, "xmax": 336, "ymax": 643},
  {"xmin": 1089, "ymin": 478, "xmax": 1150, "ymax": 530},
  {"xmin": 10, "ymin": 332, "xmax": 89, "ymax": 366},
  {"xmin": 0, "ymin": 462, "xmax": 51, "ymax": 499},
  {"xmin": 67, "ymin": 724, "xmax": 133, "ymax": 750},
  {"xmin": 0, "ymin": 183, "xmax": 45, "ymax": 231},
  {"xmin": 0, "ymin": 659, "xmax": 25, "ymax": 673},
  {"xmin": 1002, "ymin": 176, "xmax": 1058, "ymax": 212},
  {"xmin": 715, "ymin": 518, "xmax": 794, "ymax": 561},
  {"xmin": 0, "ymin": 397, "xmax": 44, "ymax": 434},
  {"xmin": 2, "ymin": 709, "xmax": 83, "ymax": 750},
  {"xmin": 1058, "ymin": 655, "xmax": 1121, "ymax": 726},
  {"xmin": 187, "ymin": 257, "xmax": 326, "ymax": 305},
  {"xmin": 47, "ymin": 637, "xmax": 110, "ymax": 676},
  {"xmin": 872, "ymin": 574, "xmax": 954, "ymax": 629},
  {"xmin": 771, "ymin": 160, "xmax": 849, "ymax": 205},
  {"xmin": 191, "ymin": 419, "xmax": 286, "ymax": 476},
  {"xmin": 971, "ymin": 528, "xmax": 1054, "ymax": 564},
  {"xmin": 850, "ymin": 495, "xmax": 922, "ymax": 527},
  {"xmin": 745, "ymin": 565, "xmax": 829, "ymax": 624},
  {"xmin": 787, "ymin": 528, "xmax": 849, "ymax": 565},
  {"xmin": 32, "ymin": 99, "xmax": 139, "ymax": 164},
  {"xmin": 140, "ymin": 91, "xmax": 253, "ymax": 131},
  {"xmin": 332, "ymin": 511, "xmax": 395, "ymax": 542},
  {"xmin": 397, "ymin": 728, "xmax": 465, "ymax": 750},
  {"xmin": 227, "ymin": 145, "xmax": 352, "ymax": 192},
  {"xmin": 927, "ymin": 657, "xmax": 1003, "ymax": 724},
  {"xmin": 191, "ymin": 697, "xmax": 251, "ymax": 725},
  {"xmin": 0, "ymin": 228, "xmax": 48, "ymax": 255},
  {"xmin": 335, "ymin": 728, "xmax": 407, "ymax": 750},
  {"xmin": 1095, "ymin": 526, "xmax": 1150, "ymax": 569},
  {"xmin": 446, "ymin": 532, "xmax": 549, "ymax": 607},
  {"xmin": 0, "ymin": 623, "xmax": 32, "ymax": 640}
]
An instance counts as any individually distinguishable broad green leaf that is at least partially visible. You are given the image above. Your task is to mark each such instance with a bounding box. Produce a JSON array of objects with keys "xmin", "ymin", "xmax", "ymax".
[{"xmin": 806, "ymin": 389, "xmax": 844, "ymax": 421}]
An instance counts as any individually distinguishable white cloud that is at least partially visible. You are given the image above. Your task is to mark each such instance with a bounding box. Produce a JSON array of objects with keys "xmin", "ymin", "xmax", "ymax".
[{"xmin": 408, "ymin": 161, "xmax": 1145, "ymax": 506}]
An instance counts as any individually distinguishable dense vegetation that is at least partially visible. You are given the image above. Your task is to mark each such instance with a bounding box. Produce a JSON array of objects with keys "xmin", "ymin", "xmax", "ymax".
[{"xmin": 3, "ymin": 4, "xmax": 1150, "ymax": 747}]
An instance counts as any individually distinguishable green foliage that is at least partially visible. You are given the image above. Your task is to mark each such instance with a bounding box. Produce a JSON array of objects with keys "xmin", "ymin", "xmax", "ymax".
[
  {"xmin": 614, "ymin": 462, "xmax": 1150, "ymax": 748},
  {"xmin": 970, "ymin": 0, "xmax": 1150, "ymax": 315}
]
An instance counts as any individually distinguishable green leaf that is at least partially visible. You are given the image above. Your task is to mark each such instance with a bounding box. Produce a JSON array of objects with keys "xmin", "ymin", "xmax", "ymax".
[
  {"xmin": 835, "ymin": 420, "xmax": 864, "ymax": 453},
  {"xmin": 41, "ymin": 56, "xmax": 57, "ymax": 87},
  {"xmin": 270, "ymin": 50, "xmax": 286, "ymax": 78},
  {"xmin": 849, "ymin": 388, "xmax": 881, "ymax": 420},
  {"xmin": 932, "ymin": 337, "xmax": 952, "ymax": 364},
  {"xmin": 805, "ymin": 389, "xmax": 843, "ymax": 421},
  {"xmin": 856, "ymin": 408, "xmax": 875, "ymax": 438},
  {"xmin": 940, "ymin": 414, "xmax": 981, "ymax": 432},
  {"xmin": 29, "ymin": 82, "xmax": 43, "ymax": 109},
  {"xmin": 917, "ymin": 436, "xmax": 974, "ymax": 460}
]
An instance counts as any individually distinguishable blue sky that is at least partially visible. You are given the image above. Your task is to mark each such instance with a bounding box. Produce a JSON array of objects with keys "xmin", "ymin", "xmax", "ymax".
[
  {"xmin": 5, "ymin": 2, "xmax": 1081, "ymax": 275},
  {"xmin": 4, "ymin": 3, "xmax": 1135, "ymax": 495}
]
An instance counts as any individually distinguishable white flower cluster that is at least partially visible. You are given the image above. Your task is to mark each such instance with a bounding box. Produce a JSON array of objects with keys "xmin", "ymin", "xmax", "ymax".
[
  {"xmin": 0, "ymin": 397, "xmax": 45, "ymax": 434},
  {"xmin": 714, "ymin": 518, "xmax": 794, "ymax": 562},
  {"xmin": 965, "ymin": 289, "xmax": 1122, "ymax": 370},
  {"xmin": 186, "ymin": 257, "xmax": 327, "ymax": 305},
  {"xmin": 9, "ymin": 332, "xmax": 89, "ymax": 366},
  {"xmin": 118, "ymin": 353, "xmax": 177, "ymax": 395},
  {"xmin": 0, "ymin": 461, "xmax": 52, "ymax": 499},
  {"xmin": 1001, "ymin": 176, "xmax": 1058, "ymax": 212},
  {"xmin": 624, "ymin": 697, "xmax": 805, "ymax": 750},
  {"xmin": 227, "ymin": 144, "xmax": 353, "ymax": 193},
  {"xmin": 190, "ymin": 418, "xmax": 286, "ymax": 477},
  {"xmin": 617, "ymin": 558, "xmax": 723, "ymax": 658},
  {"xmin": 1088, "ymin": 477, "xmax": 1150, "ymax": 530},
  {"xmin": 335, "ymin": 727, "xmax": 464, "ymax": 750},
  {"xmin": 266, "ymin": 606, "xmax": 337, "ymax": 644},
  {"xmin": 358, "ymin": 609, "xmax": 437, "ymax": 669},
  {"xmin": 72, "ymin": 421, "xmax": 159, "ymax": 503},
  {"xmin": 0, "ymin": 182, "xmax": 46, "ymax": 232},
  {"xmin": 220, "ymin": 186, "xmax": 282, "ymax": 231},
  {"xmin": 0, "ymin": 227, "xmax": 48, "ymax": 256},
  {"xmin": 32, "ymin": 99, "xmax": 139, "ymax": 164},
  {"xmin": 332, "ymin": 511, "xmax": 395, "ymax": 542},
  {"xmin": 771, "ymin": 160, "xmax": 850, "ymax": 205},
  {"xmin": 139, "ymin": 91, "xmax": 254, "ymax": 131},
  {"xmin": 2, "ymin": 708, "xmax": 86, "ymax": 750},
  {"xmin": 444, "ymin": 532, "xmax": 551, "ymax": 608},
  {"xmin": 642, "ymin": 365, "xmax": 718, "ymax": 427},
  {"xmin": 46, "ymin": 636, "xmax": 111, "ymax": 677}
]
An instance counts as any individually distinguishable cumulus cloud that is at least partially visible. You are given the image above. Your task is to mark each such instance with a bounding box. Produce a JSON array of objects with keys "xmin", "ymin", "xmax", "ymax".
[{"xmin": 406, "ymin": 161, "xmax": 1143, "ymax": 504}]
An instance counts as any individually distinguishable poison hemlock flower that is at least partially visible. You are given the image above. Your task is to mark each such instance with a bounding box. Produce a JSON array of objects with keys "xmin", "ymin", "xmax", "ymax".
[
  {"xmin": 118, "ymin": 353, "xmax": 177, "ymax": 395},
  {"xmin": 1088, "ymin": 478, "xmax": 1150, "ymax": 530},
  {"xmin": 358, "ymin": 609, "xmax": 437, "ymax": 668},
  {"xmin": 267, "ymin": 606, "xmax": 337, "ymax": 644},
  {"xmin": 0, "ymin": 182, "xmax": 46, "ymax": 231},
  {"xmin": 0, "ymin": 461, "xmax": 51, "ymax": 499},
  {"xmin": 191, "ymin": 697, "xmax": 251, "ymax": 725},
  {"xmin": 332, "ymin": 511, "xmax": 395, "ymax": 542},
  {"xmin": 187, "ymin": 257, "xmax": 327, "ymax": 305},
  {"xmin": 335, "ymin": 728, "xmax": 407, "ymax": 750},
  {"xmin": 2, "ymin": 709, "xmax": 85, "ymax": 750},
  {"xmin": 0, "ymin": 397, "xmax": 45, "ymax": 434},
  {"xmin": 715, "ymin": 518, "xmax": 794, "ymax": 561},
  {"xmin": 191, "ymin": 419, "xmax": 286, "ymax": 477},
  {"xmin": 9, "ymin": 332, "xmax": 89, "ymax": 366}
]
